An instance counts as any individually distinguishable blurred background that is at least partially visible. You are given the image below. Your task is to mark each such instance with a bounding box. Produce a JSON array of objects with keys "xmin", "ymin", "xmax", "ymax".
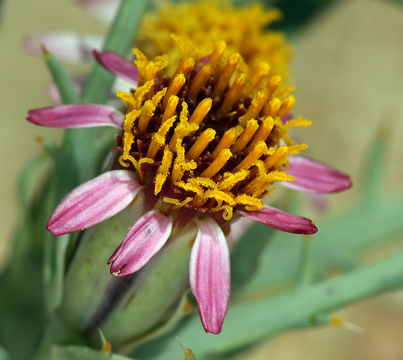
[{"xmin": 0, "ymin": 0, "xmax": 402, "ymax": 358}]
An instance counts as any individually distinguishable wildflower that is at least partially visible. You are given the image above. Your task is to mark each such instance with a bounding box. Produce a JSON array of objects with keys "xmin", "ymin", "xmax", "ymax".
[{"xmin": 27, "ymin": 42, "xmax": 351, "ymax": 334}]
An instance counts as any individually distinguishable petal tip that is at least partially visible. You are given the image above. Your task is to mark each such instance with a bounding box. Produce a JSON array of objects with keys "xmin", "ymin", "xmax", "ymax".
[
  {"xmin": 307, "ymin": 221, "xmax": 318, "ymax": 235},
  {"xmin": 202, "ymin": 322, "xmax": 223, "ymax": 334}
]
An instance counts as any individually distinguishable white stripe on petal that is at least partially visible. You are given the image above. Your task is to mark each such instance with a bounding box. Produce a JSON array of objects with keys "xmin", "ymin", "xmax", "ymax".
[
  {"xmin": 24, "ymin": 32, "xmax": 103, "ymax": 62},
  {"xmin": 108, "ymin": 210, "xmax": 173, "ymax": 277},
  {"xmin": 47, "ymin": 170, "xmax": 141, "ymax": 236},
  {"xmin": 189, "ymin": 219, "xmax": 230, "ymax": 334}
]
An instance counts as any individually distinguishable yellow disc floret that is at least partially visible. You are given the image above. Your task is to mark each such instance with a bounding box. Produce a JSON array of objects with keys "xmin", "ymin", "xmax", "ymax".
[{"xmin": 116, "ymin": 42, "xmax": 310, "ymax": 220}]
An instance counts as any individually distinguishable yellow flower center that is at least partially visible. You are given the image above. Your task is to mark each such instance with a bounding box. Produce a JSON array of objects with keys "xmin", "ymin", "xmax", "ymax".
[{"xmin": 117, "ymin": 42, "xmax": 311, "ymax": 220}]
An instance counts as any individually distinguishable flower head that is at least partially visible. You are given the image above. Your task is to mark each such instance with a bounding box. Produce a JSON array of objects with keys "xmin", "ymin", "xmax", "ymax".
[
  {"xmin": 27, "ymin": 40, "xmax": 352, "ymax": 334},
  {"xmin": 115, "ymin": 42, "xmax": 306, "ymax": 221}
]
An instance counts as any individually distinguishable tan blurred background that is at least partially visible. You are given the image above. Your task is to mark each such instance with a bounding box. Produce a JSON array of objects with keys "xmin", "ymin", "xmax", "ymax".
[{"xmin": 1, "ymin": 0, "xmax": 402, "ymax": 359}]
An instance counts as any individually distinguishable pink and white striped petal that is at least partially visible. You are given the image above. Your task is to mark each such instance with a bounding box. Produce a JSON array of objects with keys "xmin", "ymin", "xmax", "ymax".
[
  {"xmin": 47, "ymin": 170, "xmax": 141, "ymax": 236},
  {"xmin": 190, "ymin": 219, "xmax": 230, "ymax": 334},
  {"xmin": 78, "ymin": 0, "xmax": 120, "ymax": 23},
  {"xmin": 242, "ymin": 206, "xmax": 318, "ymax": 234},
  {"xmin": 108, "ymin": 210, "xmax": 173, "ymax": 277},
  {"xmin": 27, "ymin": 104, "xmax": 123, "ymax": 129},
  {"xmin": 94, "ymin": 50, "xmax": 139, "ymax": 85},
  {"xmin": 283, "ymin": 156, "xmax": 352, "ymax": 194},
  {"xmin": 23, "ymin": 33, "xmax": 103, "ymax": 62}
]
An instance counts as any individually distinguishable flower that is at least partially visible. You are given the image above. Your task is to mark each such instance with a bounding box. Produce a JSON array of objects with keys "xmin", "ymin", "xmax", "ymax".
[{"xmin": 27, "ymin": 42, "xmax": 351, "ymax": 334}]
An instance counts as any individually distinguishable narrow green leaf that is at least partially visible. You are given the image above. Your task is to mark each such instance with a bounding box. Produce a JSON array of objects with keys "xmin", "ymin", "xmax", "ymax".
[
  {"xmin": 43, "ymin": 49, "xmax": 79, "ymax": 104},
  {"xmin": 294, "ymin": 235, "xmax": 314, "ymax": 290},
  {"xmin": 81, "ymin": 0, "xmax": 150, "ymax": 103}
]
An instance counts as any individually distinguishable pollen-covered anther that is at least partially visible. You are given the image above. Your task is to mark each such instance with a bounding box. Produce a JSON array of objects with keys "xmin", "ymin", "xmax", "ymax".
[
  {"xmin": 173, "ymin": 57, "xmax": 196, "ymax": 77},
  {"xmin": 267, "ymin": 75, "xmax": 282, "ymax": 96},
  {"xmin": 154, "ymin": 147, "xmax": 173, "ymax": 195},
  {"xmin": 171, "ymin": 143, "xmax": 197, "ymax": 183},
  {"xmin": 188, "ymin": 63, "xmax": 213, "ymax": 100},
  {"xmin": 239, "ymin": 90, "xmax": 271, "ymax": 126},
  {"xmin": 208, "ymin": 41, "xmax": 227, "ymax": 68},
  {"xmin": 134, "ymin": 49, "xmax": 168, "ymax": 85},
  {"xmin": 186, "ymin": 128, "xmax": 216, "ymax": 160},
  {"xmin": 218, "ymin": 73, "xmax": 246, "ymax": 116},
  {"xmin": 242, "ymin": 61, "xmax": 270, "ymax": 96},
  {"xmin": 169, "ymin": 102, "xmax": 198, "ymax": 150},
  {"xmin": 264, "ymin": 146, "xmax": 288, "ymax": 169},
  {"xmin": 263, "ymin": 97, "xmax": 282, "ymax": 117},
  {"xmin": 137, "ymin": 88, "xmax": 167, "ymax": 134},
  {"xmin": 212, "ymin": 126, "xmax": 242, "ymax": 159},
  {"xmin": 287, "ymin": 143, "xmax": 308, "ymax": 154},
  {"xmin": 201, "ymin": 149, "xmax": 232, "ymax": 178},
  {"xmin": 247, "ymin": 117, "xmax": 274, "ymax": 151},
  {"xmin": 189, "ymin": 98, "xmax": 213, "ymax": 125},
  {"xmin": 284, "ymin": 116, "xmax": 312, "ymax": 130},
  {"xmin": 147, "ymin": 115, "xmax": 176, "ymax": 159},
  {"xmin": 162, "ymin": 95, "xmax": 179, "ymax": 122},
  {"xmin": 278, "ymin": 95, "xmax": 296, "ymax": 118},
  {"xmin": 218, "ymin": 170, "xmax": 249, "ymax": 191},
  {"xmin": 233, "ymin": 141, "xmax": 268, "ymax": 172},
  {"xmin": 231, "ymin": 119, "xmax": 259, "ymax": 154},
  {"xmin": 235, "ymin": 194, "xmax": 263, "ymax": 211},
  {"xmin": 213, "ymin": 53, "xmax": 241, "ymax": 97},
  {"xmin": 163, "ymin": 73, "xmax": 186, "ymax": 108}
]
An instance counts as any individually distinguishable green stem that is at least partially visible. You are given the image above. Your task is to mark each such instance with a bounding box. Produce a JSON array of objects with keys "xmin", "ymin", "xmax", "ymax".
[
  {"xmin": 81, "ymin": 0, "xmax": 150, "ymax": 103},
  {"xmin": 43, "ymin": 49, "xmax": 79, "ymax": 104},
  {"xmin": 150, "ymin": 250, "xmax": 403, "ymax": 358},
  {"xmin": 294, "ymin": 235, "xmax": 314, "ymax": 290}
]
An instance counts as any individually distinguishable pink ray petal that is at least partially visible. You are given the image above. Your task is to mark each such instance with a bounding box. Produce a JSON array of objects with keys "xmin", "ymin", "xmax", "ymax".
[
  {"xmin": 190, "ymin": 219, "xmax": 230, "ymax": 334},
  {"xmin": 93, "ymin": 50, "xmax": 139, "ymax": 85},
  {"xmin": 23, "ymin": 32, "xmax": 103, "ymax": 62},
  {"xmin": 283, "ymin": 156, "xmax": 352, "ymax": 194},
  {"xmin": 108, "ymin": 210, "xmax": 173, "ymax": 277},
  {"xmin": 47, "ymin": 170, "xmax": 141, "ymax": 236},
  {"xmin": 78, "ymin": 0, "xmax": 120, "ymax": 23},
  {"xmin": 27, "ymin": 104, "xmax": 123, "ymax": 129},
  {"xmin": 242, "ymin": 205, "xmax": 318, "ymax": 235}
]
